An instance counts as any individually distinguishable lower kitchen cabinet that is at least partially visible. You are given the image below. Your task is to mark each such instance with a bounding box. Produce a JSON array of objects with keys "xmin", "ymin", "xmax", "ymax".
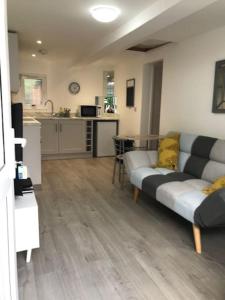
[
  {"xmin": 37, "ymin": 119, "xmax": 89, "ymax": 157},
  {"xmin": 39, "ymin": 119, "xmax": 59, "ymax": 155},
  {"xmin": 59, "ymin": 119, "xmax": 86, "ymax": 153}
]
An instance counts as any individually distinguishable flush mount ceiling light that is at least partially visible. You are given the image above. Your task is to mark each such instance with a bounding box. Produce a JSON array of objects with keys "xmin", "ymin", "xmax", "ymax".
[
  {"xmin": 36, "ymin": 40, "xmax": 42, "ymax": 44},
  {"xmin": 31, "ymin": 53, "xmax": 36, "ymax": 57},
  {"xmin": 90, "ymin": 5, "xmax": 120, "ymax": 23}
]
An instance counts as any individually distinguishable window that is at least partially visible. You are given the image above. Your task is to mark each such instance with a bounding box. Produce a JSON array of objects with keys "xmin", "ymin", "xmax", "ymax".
[
  {"xmin": 21, "ymin": 74, "xmax": 47, "ymax": 107},
  {"xmin": 103, "ymin": 71, "xmax": 116, "ymax": 113}
]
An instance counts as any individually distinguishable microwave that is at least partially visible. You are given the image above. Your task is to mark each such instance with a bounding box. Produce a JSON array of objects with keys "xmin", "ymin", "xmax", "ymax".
[{"xmin": 80, "ymin": 105, "xmax": 101, "ymax": 117}]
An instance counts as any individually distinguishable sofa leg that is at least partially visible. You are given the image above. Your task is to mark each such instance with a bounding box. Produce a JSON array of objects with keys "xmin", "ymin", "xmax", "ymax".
[
  {"xmin": 192, "ymin": 224, "xmax": 202, "ymax": 254},
  {"xmin": 133, "ymin": 186, "xmax": 140, "ymax": 203}
]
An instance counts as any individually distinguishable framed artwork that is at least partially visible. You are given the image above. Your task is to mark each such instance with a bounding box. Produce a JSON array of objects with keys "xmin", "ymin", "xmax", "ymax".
[
  {"xmin": 212, "ymin": 59, "xmax": 225, "ymax": 113},
  {"xmin": 126, "ymin": 78, "xmax": 135, "ymax": 107}
]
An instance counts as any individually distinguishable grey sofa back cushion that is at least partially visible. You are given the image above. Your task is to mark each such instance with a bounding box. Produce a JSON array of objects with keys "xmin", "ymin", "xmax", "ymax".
[{"xmin": 179, "ymin": 133, "xmax": 225, "ymax": 182}]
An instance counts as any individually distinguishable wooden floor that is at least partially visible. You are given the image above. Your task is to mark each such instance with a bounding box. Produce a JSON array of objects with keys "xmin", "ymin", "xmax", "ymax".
[{"xmin": 17, "ymin": 158, "xmax": 225, "ymax": 300}]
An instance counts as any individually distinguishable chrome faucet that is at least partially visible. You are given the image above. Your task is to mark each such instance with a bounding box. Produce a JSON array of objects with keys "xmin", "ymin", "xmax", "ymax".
[{"xmin": 44, "ymin": 99, "xmax": 54, "ymax": 115}]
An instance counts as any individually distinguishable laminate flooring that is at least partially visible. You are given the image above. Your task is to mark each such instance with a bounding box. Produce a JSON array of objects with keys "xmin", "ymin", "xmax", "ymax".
[{"xmin": 17, "ymin": 158, "xmax": 225, "ymax": 300}]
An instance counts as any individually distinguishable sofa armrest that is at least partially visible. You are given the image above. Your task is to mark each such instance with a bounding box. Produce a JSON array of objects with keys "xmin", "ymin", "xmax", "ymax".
[
  {"xmin": 124, "ymin": 150, "xmax": 158, "ymax": 177},
  {"xmin": 194, "ymin": 188, "xmax": 225, "ymax": 227}
]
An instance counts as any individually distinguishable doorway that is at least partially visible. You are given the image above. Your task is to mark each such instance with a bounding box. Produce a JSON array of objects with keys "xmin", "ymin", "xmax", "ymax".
[{"xmin": 140, "ymin": 60, "xmax": 163, "ymax": 149}]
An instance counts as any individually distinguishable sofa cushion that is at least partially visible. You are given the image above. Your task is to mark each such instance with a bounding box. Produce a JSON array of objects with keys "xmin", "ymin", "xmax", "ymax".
[
  {"xmin": 157, "ymin": 184, "xmax": 206, "ymax": 223},
  {"xmin": 130, "ymin": 167, "xmax": 160, "ymax": 190},
  {"xmin": 130, "ymin": 167, "xmax": 174, "ymax": 190},
  {"xmin": 201, "ymin": 160, "xmax": 225, "ymax": 182},
  {"xmin": 191, "ymin": 136, "xmax": 217, "ymax": 159},
  {"xmin": 156, "ymin": 179, "xmax": 209, "ymax": 222},
  {"xmin": 179, "ymin": 133, "xmax": 225, "ymax": 182},
  {"xmin": 184, "ymin": 179, "xmax": 210, "ymax": 190},
  {"xmin": 142, "ymin": 172, "xmax": 194, "ymax": 199},
  {"xmin": 210, "ymin": 139, "xmax": 225, "ymax": 164},
  {"xmin": 178, "ymin": 152, "xmax": 190, "ymax": 172},
  {"xmin": 183, "ymin": 155, "xmax": 209, "ymax": 178},
  {"xmin": 125, "ymin": 151, "xmax": 151, "ymax": 172},
  {"xmin": 124, "ymin": 150, "xmax": 158, "ymax": 177}
]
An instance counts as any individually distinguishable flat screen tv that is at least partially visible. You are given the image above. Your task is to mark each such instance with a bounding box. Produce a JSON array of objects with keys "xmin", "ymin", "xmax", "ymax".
[{"xmin": 11, "ymin": 103, "xmax": 23, "ymax": 162}]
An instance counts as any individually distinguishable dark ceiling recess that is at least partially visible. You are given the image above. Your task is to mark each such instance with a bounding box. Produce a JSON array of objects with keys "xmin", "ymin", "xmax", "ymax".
[{"xmin": 127, "ymin": 40, "xmax": 171, "ymax": 52}]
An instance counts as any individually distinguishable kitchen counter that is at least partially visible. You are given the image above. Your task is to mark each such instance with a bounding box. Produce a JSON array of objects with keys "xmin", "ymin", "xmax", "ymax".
[
  {"xmin": 23, "ymin": 114, "xmax": 119, "ymax": 122},
  {"xmin": 35, "ymin": 116, "xmax": 119, "ymax": 121},
  {"xmin": 23, "ymin": 117, "xmax": 41, "ymax": 126}
]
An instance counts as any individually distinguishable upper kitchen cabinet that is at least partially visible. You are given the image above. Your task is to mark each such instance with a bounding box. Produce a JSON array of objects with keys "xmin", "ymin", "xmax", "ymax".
[{"xmin": 8, "ymin": 32, "xmax": 19, "ymax": 93}]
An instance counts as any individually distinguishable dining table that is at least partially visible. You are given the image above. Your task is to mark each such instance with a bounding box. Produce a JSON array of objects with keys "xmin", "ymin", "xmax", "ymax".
[{"xmin": 115, "ymin": 134, "xmax": 165, "ymax": 150}]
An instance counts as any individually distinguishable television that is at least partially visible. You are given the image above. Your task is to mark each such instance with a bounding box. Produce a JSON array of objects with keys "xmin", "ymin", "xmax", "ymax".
[{"xmin": 11, "ymin": 103, "xmax": 23, "ymax": 162}]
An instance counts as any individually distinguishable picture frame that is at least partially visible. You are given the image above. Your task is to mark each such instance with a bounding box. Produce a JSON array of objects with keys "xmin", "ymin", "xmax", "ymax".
[
  {"xmin": 212, "ymin": 59, "xmax": 225, "ymax": 113},
  {"xmin": 0, "ymin": 72, "xmax": 5, "ymax": 170},
  {"xmin": 126, "ymin": 78, "xmax": 135, "ymax": 107}
]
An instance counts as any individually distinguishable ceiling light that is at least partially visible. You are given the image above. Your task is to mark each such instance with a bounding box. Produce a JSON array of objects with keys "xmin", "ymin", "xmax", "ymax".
[
  {"xmin": 36, "ymin": 40, "xmax": 42, "ymax": 44},
  {"xmin": 32, "ymin": 54, "xmax": 36, "ymax": 57},
  {"xmin": 90, "ymin": 5, "xmax": 120, "ymax": 23}
]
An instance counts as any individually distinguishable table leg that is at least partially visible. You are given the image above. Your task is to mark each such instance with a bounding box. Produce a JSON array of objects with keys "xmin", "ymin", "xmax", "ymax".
[{"xmin": 26, "ymin": 249, "xmax": 32, "ymax": 263}]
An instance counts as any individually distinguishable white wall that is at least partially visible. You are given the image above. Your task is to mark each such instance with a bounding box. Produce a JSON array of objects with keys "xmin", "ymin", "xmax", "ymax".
[
  {"xmin": 115, "ymin": 25, "xmax": 225, "ymax": 139},
  {"xmin": 158, "ymin": 25, "xmax": 225, "ymax": 139},
  {"xmin": 13, "ymin": 56, "xmax": 113, "ymax": 113}
]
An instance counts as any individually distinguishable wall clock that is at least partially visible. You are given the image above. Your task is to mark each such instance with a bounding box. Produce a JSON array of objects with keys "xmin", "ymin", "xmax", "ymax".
[{"xmin": 68, "ymin": 82, "xmax": 80, "ymax": 95}]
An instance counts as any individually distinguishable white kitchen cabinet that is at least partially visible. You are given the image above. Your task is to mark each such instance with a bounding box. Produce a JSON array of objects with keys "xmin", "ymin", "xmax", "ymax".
[
  {"xmin": 37, "ymin": 119, "xmax": 88, "ymax": 156},
  {"xmin": 8, "ymin": 32, "xmax": 19, "ymax": 93},
  {"xmin": 39, "ymin": 119, "xmax": 59, "ymax": 155},
  {"xmin": 59, "ymin": 119, "xmax": 86, "ymax": 153}
]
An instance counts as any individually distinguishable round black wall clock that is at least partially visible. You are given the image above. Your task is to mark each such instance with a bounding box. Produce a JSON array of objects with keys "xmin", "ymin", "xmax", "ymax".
[{"xmin": 68, "ymin": 82, "xmax": 80, "ymax": 95}]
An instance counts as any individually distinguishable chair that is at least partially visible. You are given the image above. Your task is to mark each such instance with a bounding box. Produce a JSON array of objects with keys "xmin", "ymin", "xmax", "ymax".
[{"xmin": 112, "ymin": 136, "xmax": 134, "ymax": 186}]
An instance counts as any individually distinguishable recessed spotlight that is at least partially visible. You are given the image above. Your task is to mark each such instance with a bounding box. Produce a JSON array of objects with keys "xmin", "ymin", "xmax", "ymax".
[
  {"xmin": 32, "ymin": 54, "xmax": 36, "ymax": 57},
  {"xmin": 90, "ymin": 5, "xmax": 120, "ymax": 23},
  {"xmin": 36, "ymin": 40, "xmax": 42, "ymax": 44}
]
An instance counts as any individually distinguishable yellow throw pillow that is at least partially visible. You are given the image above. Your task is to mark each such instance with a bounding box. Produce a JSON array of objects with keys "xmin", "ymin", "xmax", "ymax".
[
  {"xmin": 203, "ymin": 176, "xmax": 225, "ymax": 195},
  {"xmin": 157, "ymin": 133, "xmax": 180, "ymax": 170}
]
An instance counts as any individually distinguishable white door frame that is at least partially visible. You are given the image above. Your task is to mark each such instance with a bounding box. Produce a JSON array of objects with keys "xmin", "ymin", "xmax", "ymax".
[{"xmin": 0, "ymin": 0, "xmax": 19, "ymax": 299}]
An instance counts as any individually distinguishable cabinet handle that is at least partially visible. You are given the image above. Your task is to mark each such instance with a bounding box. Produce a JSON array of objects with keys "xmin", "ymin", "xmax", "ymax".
[
  {"xmin": 60, "ymin": 124, "xmax": 62, "ymax": 132},
  {"xmin": 55, "ymin": 124, "xmax": 58, "ymax": 132}
]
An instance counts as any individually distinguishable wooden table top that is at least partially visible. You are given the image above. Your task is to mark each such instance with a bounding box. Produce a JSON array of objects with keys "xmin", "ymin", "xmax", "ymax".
[{"xmin": 115, "ymin": 134, "xmax": 164, "ymax": 141}]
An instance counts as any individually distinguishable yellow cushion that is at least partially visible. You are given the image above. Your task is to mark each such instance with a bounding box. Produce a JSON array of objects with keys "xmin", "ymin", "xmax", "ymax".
[
  {"xmin": 157, "ymin": 133, "xmax": 180, "ymax": 170},
  {"xmin": 203, "ymin": 176, "xmax": 225, "ymax": 195}
]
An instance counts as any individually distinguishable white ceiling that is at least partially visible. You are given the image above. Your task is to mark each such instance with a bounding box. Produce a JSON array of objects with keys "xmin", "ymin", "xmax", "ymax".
[
  {"xmin": 7, "ymin": 0, "xmax": 225, "ymax": 64},
  {"xmin": 7, "ymin": 0, "xmax": 155, "ymax": 61},
  {"xmin": 150, "ymin": 0, "xmax": 225, "ymax": 43}
]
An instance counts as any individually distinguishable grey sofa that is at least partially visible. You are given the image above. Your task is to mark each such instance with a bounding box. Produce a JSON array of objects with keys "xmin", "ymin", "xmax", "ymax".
[{"xmin": 124, "ymin": 133, "xmax": 225, "ymax": 254}]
